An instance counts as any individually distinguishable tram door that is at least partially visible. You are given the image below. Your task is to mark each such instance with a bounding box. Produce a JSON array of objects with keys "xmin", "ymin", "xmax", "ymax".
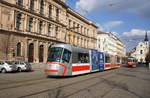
[
  {"xmin": 98, "ymin": 52, "xmax": 104, "ymax": 71},
  {"xmin": 91, "ymin": 50, "xmax": 99, "ymax": 71}
]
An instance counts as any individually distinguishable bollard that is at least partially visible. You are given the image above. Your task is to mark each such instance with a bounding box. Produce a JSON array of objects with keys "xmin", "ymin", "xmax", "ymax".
[{"xmin": 149, "ymin": 63, "xmax": 150, "ymax": 69}]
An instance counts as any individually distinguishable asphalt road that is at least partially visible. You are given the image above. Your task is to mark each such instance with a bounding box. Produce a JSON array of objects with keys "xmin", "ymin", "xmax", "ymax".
[{"xmin": 0, "ymin": 66, "xmax": 150, "ymax": 98}]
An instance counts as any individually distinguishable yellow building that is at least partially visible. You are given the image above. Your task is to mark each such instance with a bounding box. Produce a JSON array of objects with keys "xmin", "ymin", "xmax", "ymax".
[{"xmin": 0, "ymin": 0, "xmax": 97, "ymax": 63}]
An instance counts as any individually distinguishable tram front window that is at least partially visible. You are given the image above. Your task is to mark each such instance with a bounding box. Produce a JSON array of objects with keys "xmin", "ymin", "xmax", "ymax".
[
  {"xmin": 62, "ymin": 49, "xmax": 71, "ymax": 63},
  {"xmin": 48, "ymin": 47, "xmax": 63, "ymax": 62}
]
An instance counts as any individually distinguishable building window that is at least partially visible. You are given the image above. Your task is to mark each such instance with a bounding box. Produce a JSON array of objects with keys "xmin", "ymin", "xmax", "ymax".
[
  {"xmin": 87, "ymin": 29, "xmax": 89, "ymax": 35},
  {"xmin": 84, "ymin": 27, "xmax": 86, "ymax": 35},
  {"xmin": 39, "ymin": 21, "xmax": 43, "ymax": 34},
  {"xmin": 55, "ymin": 26, "xmax": 58, "ymax": 37},
  {"xmin": 48, "ymin": 24, "xmax": 52, "ymax": 36},
  {"xmin": 49, "ymin": 5, "xmax": 52, "ymax": 18},
  {"xmin": 27, "ymin": 17, "xmax": 33, "ymax": 32},
  {"xmin": 16, "ymin": 12, "xmax": 22, "ymax": 30},
  {"xmin": 73, "ymin": 22, "xmax": 75, "ymax": 30},
  {"xmin": 81, "ymin": 26, "xmax": 83, "ymax": 34},
  {"xmin": 69, "ymin": 19, "xmax": 71, "ymax": 28},
  {"xmin": 29, "ymin": 0, "xmax": 34, "ymax": 11},
  {"xmin": 40, "ymin": 0, "xmax": 44, "ymax": 15},
  {"xmin": 17, "ymin": 42, "xmax": 21, "ymax": 56},
  {"xmin": 140, "ymin": 50, "xmax": 143, "ymax": 54},
  {"xmin": 77, "ymin": 24, "xmax": 79, "ymax": 32},
  {"xmin": 16, "ymin": 0, "xmax": 23, "ymax": 6},
  {"xmin": 56, "ymin": 8, "xmax": 59, "ymax": 21}
]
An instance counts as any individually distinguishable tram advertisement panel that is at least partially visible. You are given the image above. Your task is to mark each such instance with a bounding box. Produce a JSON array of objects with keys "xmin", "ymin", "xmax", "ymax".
[
  {"xmin": 98, "ymin": 52, "xmax": 104, "ymax": 71},
  {"xmin": 91, "ymin": 50, "xmax": 99, "ymax": 71}
]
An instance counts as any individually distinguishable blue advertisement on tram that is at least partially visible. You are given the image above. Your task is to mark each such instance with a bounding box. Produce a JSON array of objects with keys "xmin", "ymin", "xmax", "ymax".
[
  {"xmin": 91, "ymin": 50, "xmax": 99, "ymax": 71},
  {"xmin": 97, "ymin": 52, "xmax": 104, "ymax": 71}
]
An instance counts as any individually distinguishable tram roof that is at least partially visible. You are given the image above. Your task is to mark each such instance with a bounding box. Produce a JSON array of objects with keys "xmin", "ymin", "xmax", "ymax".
[{"xmin": 52, "ymin": 44, "xmax": 89, "ymax": 53}]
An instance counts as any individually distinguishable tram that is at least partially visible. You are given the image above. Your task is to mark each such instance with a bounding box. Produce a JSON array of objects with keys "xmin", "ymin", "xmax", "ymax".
[
  {"xmin": 45, "ymin": 44, "xmax": 121, "ymax": 76},
  {"xmin": 127, "ymin": 56, "xmax": 137, "ymax": 68}
]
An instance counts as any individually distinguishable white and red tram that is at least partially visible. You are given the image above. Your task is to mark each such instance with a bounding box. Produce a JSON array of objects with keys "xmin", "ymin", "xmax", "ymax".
[{"xmin": 45, "ymin": 44, "xmax": 121, "ymax": 76}]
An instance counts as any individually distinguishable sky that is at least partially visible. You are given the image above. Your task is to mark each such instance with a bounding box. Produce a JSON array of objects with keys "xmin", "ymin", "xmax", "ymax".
[{"xmin": 66, "ymin": 0, "xmax": 150, "ymax": 51}]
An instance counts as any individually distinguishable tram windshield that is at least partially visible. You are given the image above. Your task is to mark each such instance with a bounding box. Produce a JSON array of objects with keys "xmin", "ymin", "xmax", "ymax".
[
  {"xmin": 48, "ymin": 47, "xmax": 63, "ymax": 62},
  {"xmin": 47, "ymin": 47, "xmax": 71, "ymax": 63}
]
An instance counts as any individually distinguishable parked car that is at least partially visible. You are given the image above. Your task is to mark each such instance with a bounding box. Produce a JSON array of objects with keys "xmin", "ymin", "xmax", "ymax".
[
  {"xmin": 0, "ymin": 61, "xmax": 17, "ymax": 73},
  {"xmin": 13, "ymin": 61, "xmax": 32, "ymax": 72}
]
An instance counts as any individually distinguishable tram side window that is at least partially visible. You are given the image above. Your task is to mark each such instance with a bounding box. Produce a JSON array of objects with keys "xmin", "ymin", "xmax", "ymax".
[
  {"xmin": 117, "ymin": 57, "xmax": 120, "ymax": 63},
  {"xmin": 62, "ymin": 49, "xmax": 71, "ymax": 63},
  {"xmin": 72, "ymin": 52, "xmax": 78, "ymax": 63},
  {"xmin": 78, "ymin": 53, "xmax": 89, "ymax": 63},
  {"xmin": 105, "ymin": 55, "xmax": 110, "ymax": 63}
]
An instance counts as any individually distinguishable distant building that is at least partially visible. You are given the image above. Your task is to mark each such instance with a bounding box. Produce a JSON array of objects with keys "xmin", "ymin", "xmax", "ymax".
[
  {"xmin": 130, "ymin": 32, "xmax": 149, "ymax": 63},
  {"xmin": 97, "ymin": 31, "xmax": 126, "ymax": 63}
]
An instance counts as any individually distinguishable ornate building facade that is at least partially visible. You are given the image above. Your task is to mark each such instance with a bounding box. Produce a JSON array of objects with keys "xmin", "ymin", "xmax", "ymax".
[
  {"xmin": 0, "ymin": 0, "xmax": 97, "ymax": 63},
  {"xmin": 130, "ymin": 32, "xmax": 149, "ymax": 62}
]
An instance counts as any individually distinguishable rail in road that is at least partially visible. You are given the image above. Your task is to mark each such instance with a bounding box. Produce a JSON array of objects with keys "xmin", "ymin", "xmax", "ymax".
[
  {"xmin": 0, "ymin": 69, "xmax": 117, "ymax": 98},
  {"xmin": 19, "ymin": 71, "xmax": 117, "ymax": 98},
  {"xmin": 0, "ymin": 67, "xmax": 149, "ymax": 98}
]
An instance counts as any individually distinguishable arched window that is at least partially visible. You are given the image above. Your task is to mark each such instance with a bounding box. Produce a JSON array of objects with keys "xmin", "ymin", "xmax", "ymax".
[
  {"xmin": 140, "ymin": 50, "xmax": 143, "ymax": 54},
  {"xmin": 17, "ymin": 42, "xmax": 21, "ymax": 56}
]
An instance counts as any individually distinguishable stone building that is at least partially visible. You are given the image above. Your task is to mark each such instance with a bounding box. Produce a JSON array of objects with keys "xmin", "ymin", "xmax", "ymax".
[
  {"xmin": 130, "ymin": 32, "xmax": 149, "ymax": 63},
  {"xmin": 0, "ymin": 0, "xmax": 97, "ymax": 63}
]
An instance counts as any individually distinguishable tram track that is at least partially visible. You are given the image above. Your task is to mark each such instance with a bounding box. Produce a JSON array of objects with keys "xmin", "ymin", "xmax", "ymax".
[
  {"xmin": 121, "ymin": 67, "xmax": 150, "ymax": 75},
  {"xmin": 0, "ymin": 69, "xmax": 118, "ymax": 92},
  {"xmin": 0, "ymin": 76, "xmax": 45, "ymax": 85},
  {"xmin": 18, "ymin": 68, "xmax": 145, "ymax": 98},
  {"xmin": 19, "ymin": 73, "xmax": 143, "ymax": 98},
  {"xmin": 18, "ymin": 70, "xmax": 117, "ymax": 98}
]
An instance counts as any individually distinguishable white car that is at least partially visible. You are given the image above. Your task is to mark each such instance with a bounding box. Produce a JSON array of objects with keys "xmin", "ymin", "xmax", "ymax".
[
  {"xmin": 14, "ymin": 61, "xmax": 32, "ymax": 72},
  {"xmin": 0, "ymin": 61, "xmax": 17, "ymax": 73}
]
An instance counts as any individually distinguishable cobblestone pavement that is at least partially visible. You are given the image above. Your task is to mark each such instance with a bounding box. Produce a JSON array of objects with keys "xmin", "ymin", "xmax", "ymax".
[{"xmin": 0, "ymin": 64, "xmax": 150, "ymax": 98}]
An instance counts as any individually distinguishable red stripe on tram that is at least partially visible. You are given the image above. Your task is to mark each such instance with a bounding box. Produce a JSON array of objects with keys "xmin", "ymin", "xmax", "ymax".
[
  {"xmin": 72, "ymin": 65, "xmax": 90, "ymax": 72},
  {"xmin": 45, "ymin": 69, "xmax": 58, "ymax": 72},
  {"xmin": 47, "ymin": 62, "xmax": 67, "ymax": 76}
]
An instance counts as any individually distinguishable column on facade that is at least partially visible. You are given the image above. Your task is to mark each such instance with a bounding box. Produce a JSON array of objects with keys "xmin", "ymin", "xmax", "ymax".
[
  {"xmin": 32, "ymin": 18, "xmax": 36, "ymax": 33},
  {"xmin": 43, "ymin": 42, "xmax": 48, "ymax": 63},
  {"xmin": 62, "ymin": 10, "xmax": 66, "ymax": 24},
  {"xmin": 24, "ymin": 0, "xmax": 28, "ymax": 9},
  {"xmin": 24, "ymin": 38, "xmax": 28, "ymax": 61},
  {"xmin": 62, "ymin": 27, "xmax": 66, "ymax": 42},
  {"xmin": 10, "ymin": 9, "xmax": 15, "ymax": 30},
  {"xmin": 45, "ymin": 22, "xmax": 48, "ymax": 36},
  {"xmin": 74, "ymin": 35, "xmax": 77, "ymax": 46},
  {"xmin": 86, "ymin": 39, "xmax": 88, "ymax": 48},
  {"xmin": 51, "ymin": 24, "xmax": 54, "ymax": 37},
  {"xmin": 52, "ymin": 5, "xmax": 56, "ymax": 20},
  {"xmin": 43, "ymin": 0, "xmax": 46, "ymax": 16},
  {"xmin": 35, "ymin": 18, "xmax": 39, "ymax": 33},
  {"xmin": 34, "ymin": 40, "xmax": 39, "ymax": 63},
  {"xmin": 23, "ymin": 14, "xmax": 27, "ymax": 32},
  {"xmin": 59, "ymin": 27, "xmax": 63, "ymax": 41},
  {"xmin": 45, "ymin": 1, "xmax": 48, "ymax": 18},
  {"xmin": 34, "ymin": 0, "xmax": 39, "ymax": 13},
  {"xmin": 42, "ymin": 21, "xmax": 46, "ymax": 35},
  {"xmin": 52, "ymin": 25, "xmax": 56, "ymax": 38}
]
